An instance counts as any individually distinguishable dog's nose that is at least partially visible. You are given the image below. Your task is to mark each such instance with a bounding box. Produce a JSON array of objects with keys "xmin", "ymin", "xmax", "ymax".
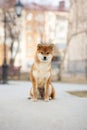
[{"xmin": 44, "ymin": 56, "xmax": 46, "ymax": 60}]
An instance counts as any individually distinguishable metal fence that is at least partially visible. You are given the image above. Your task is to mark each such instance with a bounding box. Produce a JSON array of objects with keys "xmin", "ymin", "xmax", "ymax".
[{"xmin": 68, "ymin": 60, "xmax": 87, "ymax": 76}]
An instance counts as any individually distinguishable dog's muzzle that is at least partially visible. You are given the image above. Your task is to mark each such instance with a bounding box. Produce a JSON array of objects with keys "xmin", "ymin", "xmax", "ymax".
[{"xmin": 43, "ymin": 56, "xmax": 47, "ymax": 61}]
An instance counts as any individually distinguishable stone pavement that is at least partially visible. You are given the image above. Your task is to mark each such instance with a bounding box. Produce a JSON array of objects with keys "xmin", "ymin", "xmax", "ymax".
[{"xmin": 0, "ymin": 81, "xmax": 87, "ymax": 130}]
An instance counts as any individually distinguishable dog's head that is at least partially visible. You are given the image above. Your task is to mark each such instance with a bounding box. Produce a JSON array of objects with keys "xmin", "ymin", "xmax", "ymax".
[{"xmin": 36, "ymin": 44, "xmax": 54, "ymax": 62}]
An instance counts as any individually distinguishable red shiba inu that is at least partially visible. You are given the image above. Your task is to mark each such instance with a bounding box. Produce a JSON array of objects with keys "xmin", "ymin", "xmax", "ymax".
[{"xmin": 29, "ymin": 44, "xmax": 55, "ymax": 101}]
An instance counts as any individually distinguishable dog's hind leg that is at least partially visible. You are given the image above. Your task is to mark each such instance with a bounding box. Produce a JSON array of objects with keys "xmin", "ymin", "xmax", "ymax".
[
  {"xmin": 29, "ymin": 87, "xmax": 42, "ymax": 100},
  {"xmin": 51, "ymin": 85, "xmax": 55, "ymax": 99},
  {"xmin": 49, "ymin": 84, "xmax": 55, "ymax": 99},
  {"xmin": 28, "ymin": 87, "xmax": 33, "ymax": 100}
]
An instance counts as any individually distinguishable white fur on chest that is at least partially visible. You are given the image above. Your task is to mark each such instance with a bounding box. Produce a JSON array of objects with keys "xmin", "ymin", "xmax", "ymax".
[{"xmin": 33, "ymin": 63, "xmax": 51, "ymax": 79}]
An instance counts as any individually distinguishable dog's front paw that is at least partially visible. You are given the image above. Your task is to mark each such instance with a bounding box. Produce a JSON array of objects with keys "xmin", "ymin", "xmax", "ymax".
[
  {"xmin": 44, "ymin": 98, "xmax": 49, "ymax": 102},
  {"xmin": 31, "ymin": 97, "xmax": 37, "ymax": 102}
]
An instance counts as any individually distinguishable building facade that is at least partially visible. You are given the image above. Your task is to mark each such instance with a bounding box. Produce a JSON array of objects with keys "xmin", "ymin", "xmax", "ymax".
[
  {"xmin": 67, "ymin": 0, "xmax": 87, "ymax": 76},
  {"xmin": 0, "ymin": 1, "xmax": 68, "ymax": 73}
]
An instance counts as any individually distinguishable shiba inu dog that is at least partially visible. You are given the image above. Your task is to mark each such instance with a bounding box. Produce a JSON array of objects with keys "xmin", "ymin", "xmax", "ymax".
[{"xmin": 29, "ymin": 44, "xmax": 55, "ymax": 101}]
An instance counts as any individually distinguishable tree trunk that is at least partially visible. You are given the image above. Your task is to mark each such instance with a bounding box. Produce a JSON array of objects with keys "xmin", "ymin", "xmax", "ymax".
[
  {"xmin": 10, "ymin": 58, "xmax": 15, "ymax": 66},
  {"xmin": 58, "ymin": 29, "xmax": 87, "ymax": 81}
]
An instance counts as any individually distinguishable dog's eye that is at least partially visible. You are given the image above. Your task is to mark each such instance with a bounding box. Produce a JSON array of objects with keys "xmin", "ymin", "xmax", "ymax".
[
  {"xmin": 41, "ymin": 52, "xmax": 43, "ymax": 54},
  {"xmin": 47, "ymin": 52, "xmax": 49, "ymax": 54}
]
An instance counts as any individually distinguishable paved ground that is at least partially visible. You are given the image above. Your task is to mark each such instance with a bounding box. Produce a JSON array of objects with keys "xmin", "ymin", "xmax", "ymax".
[{"xmin": 0, "ymin": 81, "xmax": 87, "ymax": 130}]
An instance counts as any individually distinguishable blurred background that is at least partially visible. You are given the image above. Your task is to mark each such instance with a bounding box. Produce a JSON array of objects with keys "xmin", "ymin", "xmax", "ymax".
[{"xmin": 0, "ymin": 0, "xmax": 87, "ymax": 83}]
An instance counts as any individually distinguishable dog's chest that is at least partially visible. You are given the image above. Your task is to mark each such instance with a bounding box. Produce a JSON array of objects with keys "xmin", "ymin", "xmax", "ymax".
[{"xmin": 33, "ymin": 63, "xmax": 50, "ymax": 80}]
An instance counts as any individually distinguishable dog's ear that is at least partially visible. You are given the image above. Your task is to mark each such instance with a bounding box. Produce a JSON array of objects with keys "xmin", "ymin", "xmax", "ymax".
[
  {"xmin": 37, "ymin": 44, "xmax": 42, "ymax": 50},
  {"xmin": 49, "ymin": 44, "xmax": 54, "ymax": 50}
]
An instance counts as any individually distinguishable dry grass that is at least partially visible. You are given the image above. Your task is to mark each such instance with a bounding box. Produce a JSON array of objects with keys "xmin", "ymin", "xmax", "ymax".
[{"xmin": 67, "ymin": 91, "xmax": 87, "ymax": 98}]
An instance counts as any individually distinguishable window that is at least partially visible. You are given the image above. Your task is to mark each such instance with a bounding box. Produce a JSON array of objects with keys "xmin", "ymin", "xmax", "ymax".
[
  {"xmin": 36, "ymin": 26, "xmax": 43, "ymax": 33},
  {"xmin": 28, "ymin": 36, "xmax": 32, "ymax": 43},
  {"xmin": 36, "ymin": 37, "xmax": 41, "ymax": 43},
  {"xmin": 27, "ymin": 25, "xmax": 32, "ymax": 32},
  {"xmin": 35, "ymin": 14, "xmax": 44, "ymax": 22},
  {"xmin": 27, "ymin": 13, "xmax": 33, "ymax": 21}
]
